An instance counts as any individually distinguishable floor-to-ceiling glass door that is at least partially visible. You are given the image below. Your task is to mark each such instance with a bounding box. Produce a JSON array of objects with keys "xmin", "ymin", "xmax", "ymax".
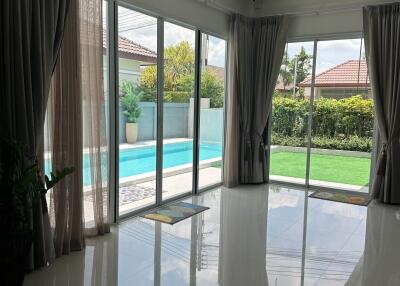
[
  {"xmin": 198, "ymin": 33, "xmax": 227, "ymax": 190},
  {"xmin": 161, "ymin": 21, "xmax": 196, "ymax": 201},
  {"xmin": 269, "ymin": 41, "xmax": 314, "ymax": 186},
  {"xmin": 110, "ymin": 3, "xmax": 226, "ymax": 218},
  {"xmin": 117, "ymin": 5, "xmax": 159, "ymax": 215},
  {"xmin": 269, "ymin": 38, "xmax": 374, "ymax": 192},
  {"xmin": 309, "ymin": 38, "xmax": 373, "ymax": 192}
]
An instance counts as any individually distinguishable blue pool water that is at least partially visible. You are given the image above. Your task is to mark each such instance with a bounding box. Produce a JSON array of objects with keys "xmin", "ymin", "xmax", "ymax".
[{"xmin": 47, "ymin": 141, "xmax": 222, "ymax": 186}]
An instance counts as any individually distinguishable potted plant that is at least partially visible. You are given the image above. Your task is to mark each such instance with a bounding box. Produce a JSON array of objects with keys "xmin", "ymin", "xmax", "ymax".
[
  {"xmin": 0, "ymin": 140, "xmax": 74, "ymax": 285},
  {"xmin": 121, "ymin": 80, "xmax": 142, "ymax": 144}
]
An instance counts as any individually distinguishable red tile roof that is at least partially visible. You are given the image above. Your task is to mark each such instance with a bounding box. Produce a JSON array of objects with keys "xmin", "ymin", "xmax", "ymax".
[
  {"xmin": 103, "ymin": 31, "xmax": 157, "ymax": 64},
  {"xmin": 299, "ymin": 60, "xmax": 370, "ymax": 87}
]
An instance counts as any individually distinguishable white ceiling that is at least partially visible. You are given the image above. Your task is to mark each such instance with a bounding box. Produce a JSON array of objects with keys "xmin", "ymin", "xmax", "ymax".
[{"xmin": 206, "ymin": 0, "xmax": 396, "ymax": 17}]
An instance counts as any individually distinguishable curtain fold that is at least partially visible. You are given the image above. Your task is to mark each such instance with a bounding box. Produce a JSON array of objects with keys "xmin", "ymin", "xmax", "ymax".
[
  {"xmin": 0, "ymin": 0, "xmax": 70, "ymax": 270},
  {"xmin": 46, "ymin": 0, "xmax": 109, "ymax": 257},
  {"xmin": 363, "ymin": 3, "xmax": 400, "ymax": 204},
  {"xmin": 47, "ymin": 0, "xmax": 85, "ymax": 257},
  {"xmin": 80, "ymin": 0, "xmax": 110, "ymax": 235},
  {"xmin": 47, "ymin": 0, "xmax": 109, "ymax": 255},
  {"xmin": 223, "ymin": 14, "xmax": 288, "ymax": 187}
]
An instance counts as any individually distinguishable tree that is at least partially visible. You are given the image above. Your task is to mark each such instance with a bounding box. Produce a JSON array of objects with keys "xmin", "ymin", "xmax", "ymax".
[
  {"xmin": 278, "ymin": 46, "xmax": 313, "ymax": 89},
  {"xmin": 200, "ymin": 71, "xmax": 224, "ymax": 108},
  {"xmin": 289, "ymin": 46, "xmax": 312, "ymax": 84},
  {"xmin": 279, "ymin": 50, "xmax": 292, "ymax": 89},
  {"xmin": 139, "ymin": 41, "xmax": 224, "ymax": 107},
  {"xmin": 171, "ymin": 70, "xmax": 224, "ymax": 107},
  {"xmin": 120, "ymin": 80, "xmax": 142, "ymax": 123},
  {"xmin": 140, "ymin": 41, "xmax": 195, "ymax": 91}
]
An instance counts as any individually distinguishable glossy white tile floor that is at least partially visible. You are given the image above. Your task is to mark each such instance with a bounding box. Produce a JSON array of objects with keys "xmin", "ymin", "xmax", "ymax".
[{"xmin": 24, "ymin": 184, "xmax": 400, "ymax": 286}]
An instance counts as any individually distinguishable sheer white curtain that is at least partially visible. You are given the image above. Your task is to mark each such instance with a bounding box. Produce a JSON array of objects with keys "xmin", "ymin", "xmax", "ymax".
[
  {"xmin": 45, "ymin": 0, "xmax": 109, "ymax": 257},
  {"xmin": 80, "ymin": 0, "xmax": 109, "ymax": 235}
]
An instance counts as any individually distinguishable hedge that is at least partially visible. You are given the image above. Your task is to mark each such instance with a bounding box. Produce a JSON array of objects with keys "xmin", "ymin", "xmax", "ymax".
[
  {"xmin": 134, "ymin": 88, "xmax": 193, "ymax": 103},
  {"xmin": 271, "ymin": 133, "xmax": 372, "ymax": 152},
  {"xmin": 271, "ymin": 95, "xmax": 374, "ymax": 152}
]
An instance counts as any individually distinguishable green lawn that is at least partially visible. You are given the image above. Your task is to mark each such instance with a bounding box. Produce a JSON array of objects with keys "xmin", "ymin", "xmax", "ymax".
[{"xmin": 270, "ymin": 151, "xmax": 371, "ymax": 186}]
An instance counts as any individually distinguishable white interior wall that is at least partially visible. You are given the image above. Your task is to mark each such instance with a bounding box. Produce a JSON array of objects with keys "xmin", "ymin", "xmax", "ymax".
[
  {"xmin": 114, "ymin": 0, "xmax": 397, "ymax": 41},
  {"xmin": 206, "ymin": 0, "xmax": 253, "ymax": 16},
  {"xmin": 252, "ymin": 0, "xmax": 395, "ymax": 40}
]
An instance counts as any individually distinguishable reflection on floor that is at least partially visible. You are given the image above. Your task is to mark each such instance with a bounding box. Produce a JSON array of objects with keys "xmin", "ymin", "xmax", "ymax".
[
  {"xmin": 25, "ymin": 184, "xmax": 400, "ymax": 286},
  {"xmin": 118, "ymin": 167, "xmax": 222, "ymax": 215}
]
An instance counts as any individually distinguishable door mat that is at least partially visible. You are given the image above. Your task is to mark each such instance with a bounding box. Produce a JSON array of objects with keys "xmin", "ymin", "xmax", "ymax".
[
  {"xmin": 309, "ymin": 190, "xmax": 371, "ymax": 206},
  {"xmin": 141, "ymin": 202, "xmax": 209, "ymax": 224}
]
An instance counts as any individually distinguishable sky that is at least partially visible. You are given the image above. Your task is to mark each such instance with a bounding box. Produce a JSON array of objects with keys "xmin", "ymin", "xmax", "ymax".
[
  {"xmin": 107, "ymin": 5, "xmax": 363, "ymax": 74},
  {"xmin": 113, "ymin": 6, "xmax": 226, "ymax": 68},
  {"xmin": 287, "ymin": 39, "xmax": 364, "ymax": 74}
]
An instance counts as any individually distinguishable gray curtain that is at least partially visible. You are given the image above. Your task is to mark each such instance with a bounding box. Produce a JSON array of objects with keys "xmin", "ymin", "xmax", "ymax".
[
  {"xmin": 224, "ymin": 15, "xmax": 288, "ymax": 187},
  {"xmin": 0, "ymin": 0, "xmax": 70, "ymax": 270},
  {"xmin": 363, "ymin": 3, "xmax": 400, "ymax": 204}
]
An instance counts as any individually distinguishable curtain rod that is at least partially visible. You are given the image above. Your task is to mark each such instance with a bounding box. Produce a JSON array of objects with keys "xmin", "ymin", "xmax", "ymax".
[
  {"xmin": 285, "ymin": 6, "xmax": 362, "ymax": 17},
  {"xmin": 199, "ymin": 0, "xmax": 398, "ymax": 18},
  {"xmin": 257, "ymin": 1, "xmax": 398, "ymax": 18}
]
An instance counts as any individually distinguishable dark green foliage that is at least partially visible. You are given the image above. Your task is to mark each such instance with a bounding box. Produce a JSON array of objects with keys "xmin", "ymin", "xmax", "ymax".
[
  {"xmin": 289, "ymin": 47, "xmax": 313, "ymax": 84},
  {"xmin": 200, "ymin": 71, "xmax": 224, "ymax": 108},
  {"xmin": 166, "ymin": 70, "xmax": 224, "ymax": 107},
  {"xmin": 164, "ymin": 91, "xmax": 192, "ymax": 103},
  {"xmin": 140, "ymin": 42, "xmax": 224, "ymax": 107},
  {"xmin": 0, "ymin": 141, "xmax": 74, "ymax": 235},
  {"xmin": 279, "ymin": 46, "xmax": 313, "ymax": 92},
  {"xmin": 271, "ymin": 134, "xmax": 372, "ymax": 152},
  {"xmin": 121, "ymin": 80, "xmax": 142, "ymax": 123},
  {"xmin": 136, "ymin": 86, "xmax": 157, "ymax": 102},
  {"xmin": 271, "ymin": 95, "xmax": 374, "ymax": 152}
]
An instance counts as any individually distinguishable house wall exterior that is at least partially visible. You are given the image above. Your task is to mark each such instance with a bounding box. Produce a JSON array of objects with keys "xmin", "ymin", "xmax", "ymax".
[
  {"xmin": 103, "ymin": 55, "xmax": 146, "ymax": 94},
  {"xmin": 118, "ymin": 102, "xmax": 224, "ymax": 144},
  {"xmin": 303, "ymin": 86, "xmax": 372, "ymax": 99}
]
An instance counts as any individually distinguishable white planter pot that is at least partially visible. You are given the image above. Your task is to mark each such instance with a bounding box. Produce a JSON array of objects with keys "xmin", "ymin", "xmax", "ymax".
[{"xmin": 126, "ymin": 123, "xmax": 138, "ymax": 144}]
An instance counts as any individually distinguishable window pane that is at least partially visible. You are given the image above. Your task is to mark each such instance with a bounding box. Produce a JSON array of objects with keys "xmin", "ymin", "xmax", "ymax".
[
  {"xmin": 269, "ymin": 42, "xmax": 314, "ymax": 185},
  {"xmin": 198, "ymin": 34, "xmax": 226, "ymax": 189},
  {"xmin": 309, "ymin": 39, "xmax": 373, "ymax": 191},
  {"xmin": 117, "ymin": 6, "xmax": 158, "ymax": 215},
  {"xmin": 162, "ymin": 22, "xmax": 196, "ymax": 201}
]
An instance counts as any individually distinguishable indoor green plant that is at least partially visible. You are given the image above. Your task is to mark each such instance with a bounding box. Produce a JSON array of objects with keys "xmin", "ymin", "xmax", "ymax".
[
  {"xmin": 0, "ymin": 140, "xmax": 74, "ymax": 285},
  {"xmin": 121, "ymin": 80, "xmax": 142, "ymax": 144}
]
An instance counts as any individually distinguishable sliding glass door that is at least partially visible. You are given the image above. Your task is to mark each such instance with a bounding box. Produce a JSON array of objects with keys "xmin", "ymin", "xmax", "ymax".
[
  {"xmin": 161, "ymin": 22, "xmax": 196, "ymax": 201},
  {"xmin": 117, "ymin": 6, "xmax": 158, "ymax": 215},
  {"xmin": 270, "ymin": 42, "xmax": 314, "ymax": 185},
  {"xmin": 109, "ymin": 4, "xmax": 226, "ymax": 217},
  {"xmin": 309, "ymin": 39, "xmax": 372, "ymax": 192},
  {"xmin": 198, "ymin": 34, "xmax": 226, "ymax": 189},
  {"xmin": 270, "ymin": 38, "xmax": 374, "ymax": 192}
]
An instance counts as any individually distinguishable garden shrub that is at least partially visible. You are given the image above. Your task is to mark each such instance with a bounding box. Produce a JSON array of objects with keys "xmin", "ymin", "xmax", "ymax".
[
  {"xmin": 164, "ymin": 91, "xmax": 192, "ymax": 103},
  {"xmin": 271, "ymin": 133, "xmax": 372, "ymax": 152},
  {"xmin": 271, "ymin": 95, "xmax": 374, "ymax": 152}
]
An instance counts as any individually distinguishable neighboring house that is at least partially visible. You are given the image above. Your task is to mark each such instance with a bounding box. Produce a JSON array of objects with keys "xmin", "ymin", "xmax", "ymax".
[
  {"xmin": 205, "ymin": 65, "xmax": 225, "ymax": 81},
  {"xmin": 103, "ymin": 32, "xmax": 157, "ymax": 89},
  {"xmin": 275, "ymin": 75, "xmax": 294, "ymax": 92},
  {"xmin": 299, "ymin": 60, "xmax": 371, "ymax": 99}
]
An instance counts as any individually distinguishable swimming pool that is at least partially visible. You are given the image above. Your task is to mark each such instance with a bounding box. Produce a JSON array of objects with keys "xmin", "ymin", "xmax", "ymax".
[{"xmin": 47, "ymin": 141, "xmax": 222, "ymax": 186}]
